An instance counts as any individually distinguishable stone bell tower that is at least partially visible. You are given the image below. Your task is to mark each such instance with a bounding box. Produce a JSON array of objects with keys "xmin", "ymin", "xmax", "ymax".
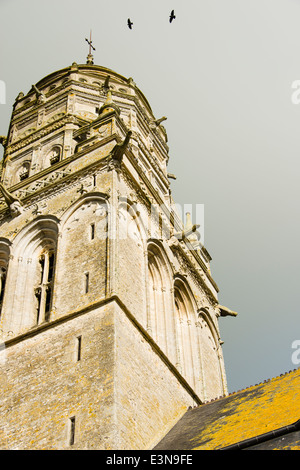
[{"xmin": 0, "ymin": 56, "xmax": 236, "ymax": 450}]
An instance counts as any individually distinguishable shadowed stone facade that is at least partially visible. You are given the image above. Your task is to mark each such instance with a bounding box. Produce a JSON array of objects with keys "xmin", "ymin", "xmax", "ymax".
[{"xmin": 0, "ymin": 61, "xmax": 235, "ymax": 449}]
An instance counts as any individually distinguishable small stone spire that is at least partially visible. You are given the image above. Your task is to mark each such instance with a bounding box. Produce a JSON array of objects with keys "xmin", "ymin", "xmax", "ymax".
[
  {"xmin": 173, "ymin": 212, "xmax": 200, "ymax": 243},
  {"xmin": 185, "ymin": 212, "xmax": 193, "ymax": 231},
  {"xmin": 105, "ymin": 89, "xmax": 113, "ymax": 106},
  {"xmin": 185, "ymin": 212, "xmax": 201, "ymax": 252},
  {"xmin": 98, "ymin": 89, "xmax": 120, "ymax": 116}
]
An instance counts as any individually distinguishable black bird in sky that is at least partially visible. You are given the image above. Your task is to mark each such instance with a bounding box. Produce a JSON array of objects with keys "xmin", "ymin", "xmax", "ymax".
[
  {"xmin": 127, "ymin": 18, "xmax": 133, "ymax": 29},
  {"xmin": 169, "ymin": 10, "xmax": 176, "ymax": 23}
]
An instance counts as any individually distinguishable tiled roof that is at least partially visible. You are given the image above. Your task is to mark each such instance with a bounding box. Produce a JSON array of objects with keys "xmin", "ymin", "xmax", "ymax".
[{"xmin": 154, "ymin": 368, "xmax": 300, "ymax": 450}]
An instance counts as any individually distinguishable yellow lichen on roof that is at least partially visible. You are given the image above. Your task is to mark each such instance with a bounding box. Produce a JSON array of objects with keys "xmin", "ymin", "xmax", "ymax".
[
  {"xmin": 273, "ymin": 444, "xmax": 300, "ymax": 450},
  {"xmin": 192, "ymin": 368, "xmax": 300, "ymax": 450}
]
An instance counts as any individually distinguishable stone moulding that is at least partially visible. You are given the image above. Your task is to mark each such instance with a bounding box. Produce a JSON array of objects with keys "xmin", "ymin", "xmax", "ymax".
[
  {"xmin": 0, "ymin": 133, "xmax": 118, "ymax": 214},
  {"xmin": 170, "ymin": 241, "xmax": 219, "ymax": 304},
  {"xmin": 4, "ymin": 114, "xmax": 87, "ymax": 157},
  {"xmin": 1, "ymin": 294, "xmax": 202, "ymax": 406}
]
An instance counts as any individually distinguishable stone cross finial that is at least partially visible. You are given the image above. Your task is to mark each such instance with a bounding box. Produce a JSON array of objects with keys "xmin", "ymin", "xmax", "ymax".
[{"xmin": 85, "ymin": 30, "xmax": 95, "ymax": 65}]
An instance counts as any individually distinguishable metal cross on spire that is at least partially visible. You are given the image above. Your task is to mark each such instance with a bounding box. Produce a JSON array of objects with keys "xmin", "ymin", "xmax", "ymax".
[{"xmin": 85, "ymin": 30, "xmax": 95, "ymax": 64}]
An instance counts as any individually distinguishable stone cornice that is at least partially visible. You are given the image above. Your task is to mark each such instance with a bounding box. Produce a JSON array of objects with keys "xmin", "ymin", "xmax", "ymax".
[
  {"xmin": 5, "ymin": 114, "xmax": 87, "ymax": 158},
  {"xmin": 12, "ymin": 82, "xmax": 99, "ymax": 119},
  {"xmin": 0, "ymin": 134, "xmax": 118, "ymax": 217},
  {"xmin": 8, "ymin": 87, "xmax": 168, "ymax": 163}
]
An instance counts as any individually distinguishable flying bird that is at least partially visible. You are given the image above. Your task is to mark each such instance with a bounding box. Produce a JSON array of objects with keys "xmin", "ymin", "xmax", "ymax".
[
  {"xmin": 127, "ymin": 18, "xmax": 133, "ymax": 29},
  {"xmin": 169, "ymin": 10, "xmax": 176, "ymax": 23}
]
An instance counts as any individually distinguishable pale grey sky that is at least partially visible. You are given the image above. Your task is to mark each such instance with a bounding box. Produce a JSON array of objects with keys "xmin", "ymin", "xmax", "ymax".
[{"xmin": 0, "ymin": 0, "xmax": 299, "ymax": 393}]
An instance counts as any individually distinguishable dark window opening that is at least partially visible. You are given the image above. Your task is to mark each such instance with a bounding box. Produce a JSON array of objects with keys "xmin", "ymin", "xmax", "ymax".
[
  {"xmin": 19, "ymin": 169, "xmax": 29, "ymax": 181},
  {"xmin": 50, "ymin": 147, "xmax": 60, "ymax": 165},
  {"xmin": 90, "ymin": 223, "xmax": 95, "ymax": 240},
  {"xmin": 35, "ymin": 287, "xmax": 42, "ymax": 324},
  {"xmin": 0, "ymin": 271, "xmax": 6, "ymax": 303},
  {"xmin": 39, "ymin": 256, "xmax": 45, "ymax": 283},
  {"xmin": 45, "ymin": 286, "xmax": 52, "ymax": 317},
  {"xmin": 85, "ymin": 273, "xmax": 89, "ymax": 294},
  {"xmin": 0, "ymin": 269, "xmax": 7, "ymax": 316},
  {"xmin": 69, "ymin": 416, "xmax": 76, "ymax": 446},
  {"xmin": 47, "ymin": 252, "xmax": 55, "ymax": 282},
  {"xmin": 76, "ymin": 336, "xmax": 82, "ymax": 361},
  {"xmin": 36, "ymin": 250, "xmax": 55, "ymax": 324}
]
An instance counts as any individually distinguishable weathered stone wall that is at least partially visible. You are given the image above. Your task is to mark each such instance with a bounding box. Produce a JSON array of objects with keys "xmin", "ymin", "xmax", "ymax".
[
  {"xmin": 0, "ymin": 299, "xmax": 196, "ymax": 450},
  {"xmin": 198, "ymin": 314, "xmax": 225, "ymax": 400},
  {"xmin": 0, "ymin": 303, "xmax": 116, "ymax": 450},
  {"xmin": 117, "ymin": 201, "xmax": 147, "ymax": 326},
  {"xmin": 54, "ymin": 198, "xmax": 108, "ymax": 318},
  {"xmin": 114, "ymin": 301, "xmax": 196, "ymax": 450}
]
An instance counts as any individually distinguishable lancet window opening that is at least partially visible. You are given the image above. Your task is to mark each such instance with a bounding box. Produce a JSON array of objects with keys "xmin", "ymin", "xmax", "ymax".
[
  {"xmin": 0, "ymin": 242, "xmax": 11, "ymax": 321},
  {"xmin": 35, "ymin": 248, "xmax": 55, "ymax": 324},
  {"xmin": 147, "ymin": 243, "xmax": 175, "ymax": 358},
  {"xmin": 174, "ymin": 280, "xmax": 197, "ymax": 390},
  {"xmin": 0, "ymin": 267, "xmax": 7, "ymax": 317}
]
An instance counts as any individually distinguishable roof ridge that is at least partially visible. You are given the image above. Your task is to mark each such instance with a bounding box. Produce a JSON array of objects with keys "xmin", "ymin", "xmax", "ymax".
[{"xmin": 195, "ymin": 367, "xmax": 300, "ymax": 408}]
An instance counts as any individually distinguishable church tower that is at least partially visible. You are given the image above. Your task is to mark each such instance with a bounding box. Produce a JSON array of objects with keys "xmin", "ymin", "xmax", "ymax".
[{"xmin": 0, "ymin": 57, "xmax": 236, "ymax": 450}]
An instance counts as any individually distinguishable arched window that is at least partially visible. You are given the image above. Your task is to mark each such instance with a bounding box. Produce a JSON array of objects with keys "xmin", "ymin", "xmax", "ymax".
[
  {"xmin": 147, "ymin": 243, "xmax": 175, "ymax": 360},
  {"xmin": 174, "ymin": 278, "xmax": 198, "ymax": 391},
  {"xmin": 0, "ymin": 267, "xmax": 7, "ymax": 314},
  {"xmin": 117, "ymin": 200, "xmax": 147, "ymax": 326},
  {"xmin": 1, "ymin": 218, "xmax": 59, "ymax": 337},
  {"xmin": 55, "ymin": 197, "xmax": 108, "ymax": 318},
  {"xmin": 0, "ymin": 239, "xmax": 10, "ymax": 320},
  {"xmin": 18, "ymin": 161, "xmax": 30, "ymax": 181},
  {"xmin": 197, "ymin": 309, "xmax": 225, "ymax": 400},
  {"xmin": 48, "ymin": 146, "xmax": 61, "ymax": 166}
]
